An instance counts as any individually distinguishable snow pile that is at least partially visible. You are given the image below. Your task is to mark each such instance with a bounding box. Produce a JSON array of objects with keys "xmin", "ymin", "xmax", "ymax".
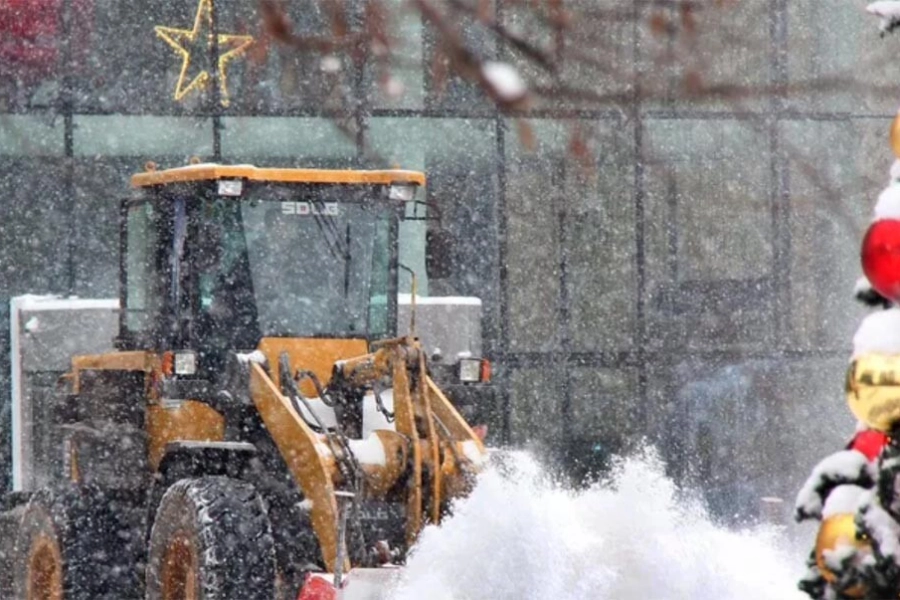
[
  {"xmin": 388, "ymin": 449, "xmax": 804, "ymax": 600},
  {"xmin": 873, "ymin": 184, "xmax": 900, "ymax": 221},
  {"xmin": 852, "ymin": 308, "xmax": 900, "ymax": 358}
]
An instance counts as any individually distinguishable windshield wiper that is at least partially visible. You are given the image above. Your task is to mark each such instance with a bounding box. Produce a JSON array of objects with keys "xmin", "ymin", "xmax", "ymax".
[
  {"xmin": 308, "ymin": 199, "xmax": 352, "ymax": 297},
  {"xmin": 343, "ymin": 222, "xmax": 351, "ymax": 297},
  {"xmin": 310, "ymin": 198, "xmax": 348, "ymax": 260}
]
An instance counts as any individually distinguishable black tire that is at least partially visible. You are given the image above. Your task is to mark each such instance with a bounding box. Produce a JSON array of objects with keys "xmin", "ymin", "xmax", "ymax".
[
  {"xmin": 145, "ymin": 477, "xmax": 275, "ymax": 600},
  {"xmin": 269, "ymin": 498, "xmax": 321, "ymax": 600},
  {"xmin": 13, "ymin": 488, "xmax": 135, "ymax": 600},
  {"xmin": 0, "ymin": 504, "xmax": 26, "ymax": 598}
]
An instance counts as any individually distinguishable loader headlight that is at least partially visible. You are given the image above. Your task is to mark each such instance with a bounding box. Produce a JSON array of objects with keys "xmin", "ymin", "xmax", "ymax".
[
  {"xmin": 389, "ymin": 184, "xmax": 416, "ymax": 202},
  {"xmin": 457, "ymin": 357, "xmax": 491, "ymax": 383},
  {"xmin": 174, "ymin": 351, "xmax": 198, "ymax": 376},
  {"xmin": 458, "ymin": 358, "xmax": 482, "ymax": 383},
  {"xmin": 217, "ymin": 179, "xmax": 243, "ymax": 197}
]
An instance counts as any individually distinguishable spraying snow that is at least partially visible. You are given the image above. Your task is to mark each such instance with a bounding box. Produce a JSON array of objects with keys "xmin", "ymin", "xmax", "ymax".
[{"xmin": 388, "ymin": 449, "xmax": 804, "ymax": 600}]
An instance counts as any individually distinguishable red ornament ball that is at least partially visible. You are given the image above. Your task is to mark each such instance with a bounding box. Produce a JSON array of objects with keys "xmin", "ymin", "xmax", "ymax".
[
  {"xmin": 848, "ymin": 429, "xmax": 889, "ymax": 461},
  {"xmin": 862, "ymin": 219, "xmax": 900, "ymax": 303}
]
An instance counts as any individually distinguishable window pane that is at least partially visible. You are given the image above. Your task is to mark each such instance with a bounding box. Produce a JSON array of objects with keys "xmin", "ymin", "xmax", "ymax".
[
  {"xmin": 642, "ymin": 119, "xmax": 775, "ymax": 350},
  {"xmin": 75, "ymin": 1, "xmax": 198, "ymax": 113},
  {"xmin": 508, "ymin": 367, "xmax": 562, "ymax": 447},
  {"xmin": 0, "ymin": 1, "xmax": 65, "ymax": 111},
  {"xmin": 0, "ymin": 159, "xmax": 69, "ymax": 296},
  {"xmin": 422, "ymin": 17, "xmax": 495, "ymax": 113},
  {"xmin": 76, "ymin": 1, "xmax": 362, "ymax": 114},
  {"xmin": 367, "ymin": 0, "xmax": 424, "ymax": 110},
  {"xmin": 504, "ymin": 120, "xmax": 564, "ymax": 352},
  {"xmin": 71, "ymin": 159, "xmax": 128, "ymax": 299},
  {"xmin": 783, "ymin": 119, "xmax": 877, "ymax": 348},
  {"xmin": 639, "ymin": 2, "xmax": 771, "ymax": 113},
  {"xmin": 567, "ymin": 367, "xmax": 638, "ymax": 481},
  {"xmin": 0, "ymin": 115, "xmax": 64, "ymax": 156},
  {"xmin": 221, "ymin": 117, "xmax": 356, "ymax": 166},
  {"xmin": 74, "ymin": 116, "xmax": 212, "ymax": 158},
  {"xmin": 367, "ymin": 216, "xmax": 392, "ymax": 337},
  {"xmin": 502, "ymin": 0, "xmax": 634, "ymax": 111},
  {"xmin": 788, "ymin": 0, "xmax": 899, "ymax": 114},
  {"xmin": 125, "ymin": 201, "xmax": 161, "ymax": 334}
]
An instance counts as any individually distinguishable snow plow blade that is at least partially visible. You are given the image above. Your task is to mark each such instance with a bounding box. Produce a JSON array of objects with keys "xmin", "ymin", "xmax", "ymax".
[{"xmin": 297, "ymin": 568, "xmax": 401, "ymax": 600}]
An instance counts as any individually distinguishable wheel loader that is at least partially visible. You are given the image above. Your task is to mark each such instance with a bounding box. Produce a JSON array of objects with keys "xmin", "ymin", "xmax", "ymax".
[{"xmin": 0, "ymin": 163, "xmax": 489, "ymax": 600}]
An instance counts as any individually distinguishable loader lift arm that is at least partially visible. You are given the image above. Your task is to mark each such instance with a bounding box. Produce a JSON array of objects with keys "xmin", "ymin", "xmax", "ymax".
[{"xmin": 249, "ymin": 335, "xmax": 486, "ymax": 574}]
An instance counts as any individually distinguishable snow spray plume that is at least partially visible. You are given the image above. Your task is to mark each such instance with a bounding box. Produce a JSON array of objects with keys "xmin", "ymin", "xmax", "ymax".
[{"xmin": 388, "ymin": 448, "xmax": 805, "ymax": 600}]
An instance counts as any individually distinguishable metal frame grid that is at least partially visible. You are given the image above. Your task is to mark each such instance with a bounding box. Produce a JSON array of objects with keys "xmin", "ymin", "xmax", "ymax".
[{"xmin": 0, "ymin": 0, "xmax": 864, "ymax": 451}]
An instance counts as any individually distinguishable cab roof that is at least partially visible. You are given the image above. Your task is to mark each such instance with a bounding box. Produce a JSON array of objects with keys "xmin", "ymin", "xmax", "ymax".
[{"xmin": 131, "ymin": 163, "xmax": 426, "ymax": 188}]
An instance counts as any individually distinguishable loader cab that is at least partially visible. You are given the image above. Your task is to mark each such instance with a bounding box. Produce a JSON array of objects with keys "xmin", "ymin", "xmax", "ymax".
[{"xmin": 121, "ymin": 164, "xmax": 422, "ymax": 376}]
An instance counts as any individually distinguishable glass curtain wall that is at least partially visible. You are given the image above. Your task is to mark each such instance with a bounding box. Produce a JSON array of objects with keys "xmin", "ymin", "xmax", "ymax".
[{"xmin": 0, "ymin": 0, "xmax": 889, "ymax": 521}]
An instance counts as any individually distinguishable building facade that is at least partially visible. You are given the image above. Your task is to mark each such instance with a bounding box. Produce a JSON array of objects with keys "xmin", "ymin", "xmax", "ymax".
[{"xmin": 1, "ymin": 0, "xmax": 895, "ymax": 521}]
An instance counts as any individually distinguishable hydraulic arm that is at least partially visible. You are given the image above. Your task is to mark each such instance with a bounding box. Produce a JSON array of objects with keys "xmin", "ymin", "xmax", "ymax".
[{"xmin": 249, "ymin": 335, "xmax": 487, "ymax": 573}]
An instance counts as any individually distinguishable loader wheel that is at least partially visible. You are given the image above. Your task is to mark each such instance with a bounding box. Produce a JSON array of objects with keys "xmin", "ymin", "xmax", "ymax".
[
  {"xmin": 146, "ymin": 477, "xmax": 275, "ymax": 600},
  {"xmin": 21, "ymin": 516, "xmax": 61, "ymax": 600},
  {"xmin": 12, "ymin": 489, "xmax": 123, "ymax": 600}
]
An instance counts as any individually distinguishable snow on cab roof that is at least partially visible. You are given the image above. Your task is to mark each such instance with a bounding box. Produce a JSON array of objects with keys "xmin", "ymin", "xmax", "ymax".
[
  {"xmin": 11, "ymin": 294, "xmax": 119, "ymax": 312},
  {"xmin": 131, "ymin": 163, "xmax": 426, "ymax": 188},
  {"xmin": 397, "ymin": 294, "xmax": 482, "ymax": 306}
]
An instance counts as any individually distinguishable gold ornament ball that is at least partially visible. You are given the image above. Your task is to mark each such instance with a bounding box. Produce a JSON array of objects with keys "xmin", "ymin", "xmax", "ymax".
[
  {"xmin": 846, "ymin": 354, "xmax": 900, "ymax": 433},
  {"xmin": 814, "ymin": 513, "xmax": 870, "ymax": 598},
  {"xmin": 891, "ymin": 112, "xmax": 900, "ymax": 159}
]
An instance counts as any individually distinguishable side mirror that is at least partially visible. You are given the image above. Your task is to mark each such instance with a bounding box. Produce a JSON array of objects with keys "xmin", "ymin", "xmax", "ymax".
[{"xmin": 425, "ymin": 229, "xmax": 454, "ymax": 280}]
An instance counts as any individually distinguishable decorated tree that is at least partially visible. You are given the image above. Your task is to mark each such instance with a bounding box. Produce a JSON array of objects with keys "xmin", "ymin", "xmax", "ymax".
[{"xmin": 794, "ymin": 7, "xmax": 900, "ymax": 598}]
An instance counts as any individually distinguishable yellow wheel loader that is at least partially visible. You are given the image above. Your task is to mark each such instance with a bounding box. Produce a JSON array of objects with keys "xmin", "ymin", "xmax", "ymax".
[{"xmin": 0, "ymin": 163, "xmax": 488, "ymax": 600}]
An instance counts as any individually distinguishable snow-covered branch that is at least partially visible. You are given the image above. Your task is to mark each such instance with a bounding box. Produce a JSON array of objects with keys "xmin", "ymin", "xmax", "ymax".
[{"xmin": 795, "ymin": 451, "xmax": 875, "ymax": 522}]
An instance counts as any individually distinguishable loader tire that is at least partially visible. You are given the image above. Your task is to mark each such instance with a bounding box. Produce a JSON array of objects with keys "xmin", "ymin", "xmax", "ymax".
[
  {"xmin": 12, "ymin": 488, "xmax": 130, "ymax": 600},
  {"xmin": 145, "ymin": 477, "xmax": 275, "ymax": 600}
]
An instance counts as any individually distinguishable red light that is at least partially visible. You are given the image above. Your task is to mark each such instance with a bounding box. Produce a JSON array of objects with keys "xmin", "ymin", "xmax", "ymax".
[
  {"xmin": 297, "ymin": 574, "xmax": 337, "ymax": 600},
  {"xmin": 160, "ymin": 351, "xmax": 174, "ymax": 377},
  {"xmin": 480, "ymin": 359, "xmax": 492, "ymax": 383},
  {"xmin": 862, "ymin": 219, "xmax": 900, "ymax": 303}
]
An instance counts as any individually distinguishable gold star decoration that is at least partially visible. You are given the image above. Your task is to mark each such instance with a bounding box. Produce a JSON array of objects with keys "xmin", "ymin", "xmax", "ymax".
[{"xmin": 155, "ymin": 0, "xmax": 254, "ymax": 107}]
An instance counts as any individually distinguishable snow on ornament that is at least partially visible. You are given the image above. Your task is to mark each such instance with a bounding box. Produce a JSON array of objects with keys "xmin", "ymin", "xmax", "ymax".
[
  {"xmin": 874, "ymin": 184, "xmax": 900, "ymax": 220},
  {"xmin": 853, "ymin": 308, "xmax": 900, "ymax": 358},
  {"xmin": 890, "ymin": 159, "xmax": 900, "ymax": 182},
  {"xmin": 868, "ymin": 1, "xmax": 900, "ymax": 36}
]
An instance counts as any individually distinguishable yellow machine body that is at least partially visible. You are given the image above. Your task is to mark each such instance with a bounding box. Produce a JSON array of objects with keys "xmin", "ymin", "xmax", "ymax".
[{"xmin": 28, "ymin": 163, "xmax": 488, "ymax": 598}]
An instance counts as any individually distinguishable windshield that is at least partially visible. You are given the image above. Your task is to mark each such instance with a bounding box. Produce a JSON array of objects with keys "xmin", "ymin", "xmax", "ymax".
[{"xmin": 198, "ymin": 185, "xmax": 394, "ymax": 343}]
